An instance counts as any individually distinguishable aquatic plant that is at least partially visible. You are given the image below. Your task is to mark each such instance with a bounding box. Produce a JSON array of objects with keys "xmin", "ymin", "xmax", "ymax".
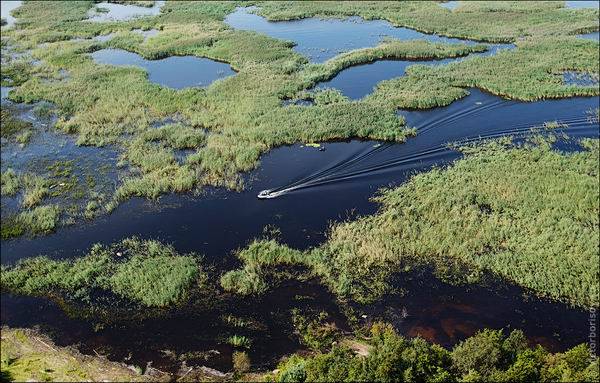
[
  {"xmin": 223, "ymin": 137, "xmax": 600, "ymax": 307},
  {"xmin": 1, "ymin": 205, "xmax": 61, "ymax": 240},
  {"xmin": 232, "ymin": 351, "xmax": 251, "ymax": 373},
  {"xmin": 0, "ymin": 105, "xmax": 32, "ymax": 139},
  {"xmin": 0, "ymin": 168, "xmax": 20, "ymax": 196},
  {"xmin": 254, "ymin": 1, "xmax": 598, "ymax": 42},
  {"xmin": 227, "ymin": 335, "xmax": 252, "ymax": 349},
  {"xmin": 1, "ymin": 237, "xmax": 207, "ymax": 308},
  {"xmin": 21, "ymin": 173, "xmax": 50, "ymax": 208}
]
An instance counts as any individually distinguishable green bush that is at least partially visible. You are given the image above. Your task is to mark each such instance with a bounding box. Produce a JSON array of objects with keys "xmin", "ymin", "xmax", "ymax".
[{"xmin": 274, "ymin": 324, "xmax": 597, "ymax": 383}]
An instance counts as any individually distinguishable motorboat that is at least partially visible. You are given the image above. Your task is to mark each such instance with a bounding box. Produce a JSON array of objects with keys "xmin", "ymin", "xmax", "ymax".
[{"xmin": 257, "ymin": 189, "xmax": 285, "ymax": 199}]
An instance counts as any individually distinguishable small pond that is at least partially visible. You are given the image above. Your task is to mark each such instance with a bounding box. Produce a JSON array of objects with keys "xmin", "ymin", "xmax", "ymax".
[
  {"xmin": 87, "ymin": 1, "xmax": 165, "ymax": 22},
  {"xmin": 91, "ymin": 49, "xmax": 236, "ymax": 89},
  {"xmin": 563, "ymin": 71, "xmax": 599, "ymax": 86}
]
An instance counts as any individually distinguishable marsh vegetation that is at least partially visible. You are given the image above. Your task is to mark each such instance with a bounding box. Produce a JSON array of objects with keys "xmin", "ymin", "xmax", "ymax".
[{"xmin": 1, "ymin": 1, "xmax": 599, "ymax": 381}]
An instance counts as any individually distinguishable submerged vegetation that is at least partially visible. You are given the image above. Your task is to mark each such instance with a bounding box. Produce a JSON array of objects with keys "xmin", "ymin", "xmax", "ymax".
[
  {"xmin": 0, "ymin": 105, "xmax": 32, "ymax": 144},
  {"xmin": 223, "ymin": 137, "xmax": 600, "ymax": 307},
  {"xmin": 1, "ymin": 237, "xmax": 207, "ymax": 309}
]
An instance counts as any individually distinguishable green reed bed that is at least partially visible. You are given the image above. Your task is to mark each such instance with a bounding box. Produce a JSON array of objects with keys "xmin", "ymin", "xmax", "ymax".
[
  {"xmin": 1, "ymin": 1, "xmax": 598, "ymax": 233},
  {"xmin": 222, "ymin": 137, "xmax": 600, "ymax": 308},
  {"xmin": 1, "ymin": 237, "xmax": 207, "ymax": 308}
]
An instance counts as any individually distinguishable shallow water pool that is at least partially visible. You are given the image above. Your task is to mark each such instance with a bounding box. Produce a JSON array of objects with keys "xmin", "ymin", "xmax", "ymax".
[{"xmin": 91, "ymin": 48, "xmax": 236, "ymax": 89}]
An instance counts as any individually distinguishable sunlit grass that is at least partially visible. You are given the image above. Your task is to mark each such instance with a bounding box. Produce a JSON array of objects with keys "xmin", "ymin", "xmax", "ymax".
[{"xmin": 222, "ymin": 137, "xmax": 600, "ymax": 307}]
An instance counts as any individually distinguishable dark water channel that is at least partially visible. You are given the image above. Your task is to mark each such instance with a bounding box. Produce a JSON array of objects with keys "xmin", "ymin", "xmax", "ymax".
[{"xmin": 2, "ymin": 4, "xmax": 600, "ymax": 375}]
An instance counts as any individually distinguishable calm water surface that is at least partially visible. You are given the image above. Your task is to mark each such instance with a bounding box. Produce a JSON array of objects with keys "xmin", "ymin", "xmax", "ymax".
[
  {"xmin": 0, "ymin": 0, "xmax": 22, "ymax": 28},
  {"xmin": 2, "ymin": 4, "xmax": 600, "ymax": 374},
  {"xmin": 225, "ymin": 7, "xmax": 514, "ymax": 98},
  {"xmin": 565, "ymin": 0, "xmax": 600, "ymax": 9},
  {"xmin": 439, "ymin": 1, "xmax": 459, "ymax": 11},
  {"xmin": 578, "ymin": 31, "xmax": 600, "ymax": 40},
  {"xmin": 87, "ymin": 1, "xmax": 165, "ymax": 22},
  {"xmin": 225, "ymin": 6, "xmax": 489, "ymax": 62},
  {"xmin": 314, "ymin": 41, "xmax": 513, "ymax": 99},
  {"xmin": 91, "ymin": 49, "xmax": 236, "ymax": 89}
]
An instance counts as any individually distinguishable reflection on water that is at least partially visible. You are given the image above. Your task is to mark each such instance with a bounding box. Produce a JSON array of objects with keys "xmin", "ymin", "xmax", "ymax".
[
  {"xmin": 87, "ymin": 1, "xmax": 165, "ymax": 22},
  {"xmin": 225, "ymin": 7, "xmax": 487, "ymax": 62},
  {"xmin": 0, "ymin": 0, "xmax": 22, "ymax": 28},
  {"xmin": 91, "ymin": 49, "xmax": 236, "ymax": 89}
]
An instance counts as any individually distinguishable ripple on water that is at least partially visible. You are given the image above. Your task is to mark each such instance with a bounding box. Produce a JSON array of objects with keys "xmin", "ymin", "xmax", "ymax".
[{"xmin": 91, "ymin": 49, "xmax": 236, "ymax": 89}]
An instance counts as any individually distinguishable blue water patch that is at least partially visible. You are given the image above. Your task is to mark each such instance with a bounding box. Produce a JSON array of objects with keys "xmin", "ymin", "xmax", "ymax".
[
  {"xmin": 439, "ymin": 1, "xmax": 459, "ymax": 10},
  {"xmin": 577, "ymin": 31, "xmax": 599, "ymax": 40},
  {"xmin": 563, "ymin": 71, "xmax": 599, "ymax": 86},
  {"xmin": 314, "ymin": 43, "xmax": 514, "ymax": 100},
  {"xmin": 87, "ymin": 1, "xmax": 165, "ymax": 22},
  {"xmin": 0, "ymin": 0, "xmax": 22, "ymax": 28},
  {"xmin": 91, "ymin": 49, "xmax": 236, "ymax": 89},
  {"xmin": 565, "ymin": 1, "xmax": 599, "ymax": 9},
  {"xmin": 225, "ymin": 6, "xmax": 486, "ymax": 63}
]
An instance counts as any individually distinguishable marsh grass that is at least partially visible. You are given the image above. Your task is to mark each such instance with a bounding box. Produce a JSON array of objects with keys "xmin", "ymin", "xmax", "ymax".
[
  {"xmin": 254, "ymin": 1, "xmax": 599, "ymax": 42},
  {"xmin": 227, "ymin": 335, "xmax": 252, "ymax": 349},
  {"xmin": 21, "ymin": 173, "xmax": 50, "ymax": 208},
  {"xmin": 222, "ymin": 137, "xmax": 600, "ymax": 307},
  {"xmin": 0, "ymin": 327, "xmax": 152, "ymax": 382},
  {"xmin": 1, "ymin": 168, "xmax": 20, "ymax": 196},
  {"xmin": 1, "ymin": 237, "xmax": 207, "ymax": 308},
  {"xmin": 2, "ymin": 1, "xmax": 598, "ymax": 225},
  {"xmin": 0, "ymin": 105, "xmax": 32, "ymax": 139}
]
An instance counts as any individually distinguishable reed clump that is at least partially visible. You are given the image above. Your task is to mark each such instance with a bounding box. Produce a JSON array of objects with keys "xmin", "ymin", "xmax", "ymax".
[
  {"xmin": 222, "ymin": 137, "xmax": 600, "ymax": 308},
  {"xmin": 1, "ymin": 237, "xmax": 207, "ymax": 308}
]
